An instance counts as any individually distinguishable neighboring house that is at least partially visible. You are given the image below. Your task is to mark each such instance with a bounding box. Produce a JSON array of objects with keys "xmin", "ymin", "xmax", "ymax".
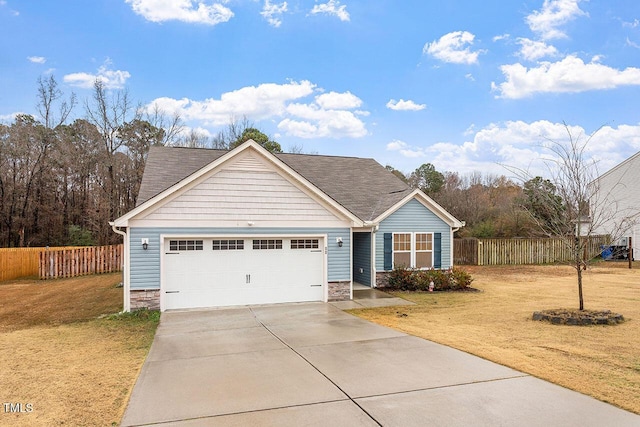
[
  {"xmin": 591, "ymin": 151, "xmax": 640, "ymax": 258},
  {"xmin": 110, "ymin": 140, "xmax": 463, "ymax": 311}
]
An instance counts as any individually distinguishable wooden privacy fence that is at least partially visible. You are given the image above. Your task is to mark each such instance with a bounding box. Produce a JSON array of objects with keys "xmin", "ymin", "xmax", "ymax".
[
  {"xmin": 0, "ymin": 247, "xmax": 72, "ymax": 281},
  {"xmin": 454, "ymin": 236, "xmax": 609, "ymax": 266},
  {"xmin": 39, "ymin": 245, "xmax": 123, "ymax": 279}
]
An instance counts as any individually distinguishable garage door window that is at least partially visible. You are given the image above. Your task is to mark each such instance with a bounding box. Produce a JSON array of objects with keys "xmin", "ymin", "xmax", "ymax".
[
  {"xmin": 169, "ymin": 240, "xmax": 203, "ymax": 251},
  {"xmin": 291, "ymin": 239, "xmax": 319, "ymax": 249},
  {"xmin": 253, "ymin": 239, "xmax": 283, "ymax": 250},
  {"xmin": 212, "ymin": 239, "xmax": 244, "ymax": 250}
]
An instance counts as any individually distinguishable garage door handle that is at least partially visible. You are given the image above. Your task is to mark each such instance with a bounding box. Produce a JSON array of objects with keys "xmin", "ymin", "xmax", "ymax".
[
  {"xmin": 165, "ymin": 291, "xmax": 180, "ymax": 294},
  {"xmin": 310, "ymin": 284, "xmax": 322, "ymax": 287}
]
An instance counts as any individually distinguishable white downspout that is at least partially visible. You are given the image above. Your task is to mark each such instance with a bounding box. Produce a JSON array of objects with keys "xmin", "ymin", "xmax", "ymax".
[{"xmin": 110, "ymin": 223, "xmax": 130, "ymax": 312}]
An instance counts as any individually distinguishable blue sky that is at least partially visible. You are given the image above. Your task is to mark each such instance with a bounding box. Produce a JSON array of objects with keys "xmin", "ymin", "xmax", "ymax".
[{"xmin": 1, "ymin": 0, "xmax": 640, "ymax": 177}]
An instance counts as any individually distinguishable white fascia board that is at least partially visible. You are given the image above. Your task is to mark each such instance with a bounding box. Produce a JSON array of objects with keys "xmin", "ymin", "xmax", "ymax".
[
  {"xmin": 113, "ymin": 140, "xmax": 363, "ymax": 227},
  {"xmin": 371, "ymin": 189, "xmax": 464, "ymax": 228}
]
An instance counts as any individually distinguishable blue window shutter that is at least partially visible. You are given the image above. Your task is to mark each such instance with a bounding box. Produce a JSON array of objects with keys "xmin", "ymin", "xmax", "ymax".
[
  {"xmin": 434, "ymin": 233, "xmax": 442, "ymax": 269},
  {"xmin": 383, "ymin": 233, "xmax": 393, "ymax": 270}
]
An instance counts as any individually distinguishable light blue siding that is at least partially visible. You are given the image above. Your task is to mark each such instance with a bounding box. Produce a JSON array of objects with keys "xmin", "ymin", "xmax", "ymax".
[
  {"xmin": 353, "ymin": 232, "xmax": 372, "ymax": 286},
  {"xmin": 375, "ymin": 199, "xmax": 452, "ymax": 270},
  {"xmin": 129, "ymin": 227, "xmax": 350, "ymax": 289}
]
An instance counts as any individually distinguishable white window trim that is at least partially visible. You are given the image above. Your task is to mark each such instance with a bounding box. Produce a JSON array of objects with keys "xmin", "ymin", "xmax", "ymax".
[{"xmin": 393, "ymin": 232, "xmax": 434, "ymax": 269}]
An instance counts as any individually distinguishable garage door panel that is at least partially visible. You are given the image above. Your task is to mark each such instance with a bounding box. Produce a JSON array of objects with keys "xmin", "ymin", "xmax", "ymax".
[{"xmin": 163, "ymin": 238, "xmax": 325, "ymax": 310}]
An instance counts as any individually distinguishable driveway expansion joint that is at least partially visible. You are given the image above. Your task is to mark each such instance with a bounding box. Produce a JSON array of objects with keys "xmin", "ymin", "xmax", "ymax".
[
  {"xmin": 352, "ymin": 374, "xmax": 532, "ymax": 400},
  {"xmin": 250, "ymin": 307, "xmax": 384, "ymax": 427}
]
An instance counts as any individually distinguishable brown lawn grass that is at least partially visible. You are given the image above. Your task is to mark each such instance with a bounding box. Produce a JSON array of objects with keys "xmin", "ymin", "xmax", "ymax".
[
  {"xmin": 0, "ymin": 274, "xmax": 158, "ymax": 426},
  {"xmin": 349, "ymin": 263, "xmax": 640, "ymax": 414}
]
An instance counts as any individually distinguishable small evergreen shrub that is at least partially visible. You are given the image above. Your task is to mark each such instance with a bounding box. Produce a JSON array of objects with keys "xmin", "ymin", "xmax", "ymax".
[{"xmin": 385, "ymin": 266, "xmax": 473, "ymax": 291}]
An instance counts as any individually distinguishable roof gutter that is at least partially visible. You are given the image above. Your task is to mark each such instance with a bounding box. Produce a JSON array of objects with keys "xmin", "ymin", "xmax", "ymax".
[
  {"xmin": 363, "ymin": 222, "xmax": 379, "ymax": 231},
  {"xmin": 452, "ymin": 220, "xmax": 466, "ymax": 233}
]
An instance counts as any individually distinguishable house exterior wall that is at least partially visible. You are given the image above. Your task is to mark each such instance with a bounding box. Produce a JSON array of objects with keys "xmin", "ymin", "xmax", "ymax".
[
  {"xmin": 353, "ymin": 232, "xmax": 372, "ymax": 286},
  {"xmin": 591, "ymin": 153, "xmax": 640, "ymax": 259},
  {"xmin": 129, "ymin": 227, "xmax": 351, "ymax": 290},
  {"xmin": 375, "ymin": 198, "xmax": 452, "ymax": 271},
  {"xmin": 593, "ymin": 152, "xmax": 640, "ymax": 257}
]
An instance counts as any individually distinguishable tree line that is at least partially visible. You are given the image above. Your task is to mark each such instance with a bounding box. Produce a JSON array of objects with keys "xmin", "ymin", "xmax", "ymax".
[
  {"xmin": 0, "ymin": 77, "xmax": 282, "ymax": 247},
  {"xmin": 387, "ymin": 164, "xmax": 562, "ymax": 239}
]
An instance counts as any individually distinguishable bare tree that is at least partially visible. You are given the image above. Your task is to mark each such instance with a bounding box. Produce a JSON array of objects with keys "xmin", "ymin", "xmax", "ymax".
[
  {"xmin": 143, "ymin": 102, "xmax": 184, "ymax": 145},
  {"xmin": 176, "ymin": 128, "xmax": 211, "ymax": 148},
  {"xmin": 85, "ymin": 79, "xmax": 139, "ymax": 222},
  {"xmin": 210, "ymin": 116, "xmax": 253, "ymax": 149},
  {"xmin": 510, "ymin": 123, "xmax": 639, "ymax": 310}
]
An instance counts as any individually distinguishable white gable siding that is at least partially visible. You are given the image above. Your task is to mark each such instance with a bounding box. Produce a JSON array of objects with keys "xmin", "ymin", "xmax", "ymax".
[
  {"xmin": 593, "ymin": 152, "xmax": 640, "ymax": 256},
  {"xmin": 136, "ymin": 151, "xmax": 347, "ymax": 228}
]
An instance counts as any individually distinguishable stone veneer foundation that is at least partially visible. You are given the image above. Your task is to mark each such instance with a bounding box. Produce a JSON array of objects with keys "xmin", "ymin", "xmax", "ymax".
[
  {"xmin": 375, "ymin": 272, "xmax": 391, "ymax": 288},
  {"xmin": 328, "ymin": 281, "xmax": 351, "ymax": 301},
  {"xmin": 130, "ymin": 290, "xmax": 160, "ymax": 311},
  {"xmin": 130, "ymin": 282, "xmax": 352, "ymax": 310}
]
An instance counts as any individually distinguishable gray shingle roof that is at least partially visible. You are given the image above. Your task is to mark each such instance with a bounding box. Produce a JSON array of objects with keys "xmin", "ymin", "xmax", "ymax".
[{"xmin": 137, "ymin": 145, "xmax": 412, "ymax": 221}]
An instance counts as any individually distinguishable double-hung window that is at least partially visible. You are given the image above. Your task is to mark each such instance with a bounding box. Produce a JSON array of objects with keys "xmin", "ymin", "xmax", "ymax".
[
  {"xmin": 392, "ymin": 233, "xmax": 433, "ymax": 269},
  {"xmin": 393, "ymin": 233, "xmax": 412, "ymax": 267}
]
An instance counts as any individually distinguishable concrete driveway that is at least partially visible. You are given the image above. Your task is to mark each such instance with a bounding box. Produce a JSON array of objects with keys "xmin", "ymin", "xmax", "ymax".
[{"xmin": 121, "ymin": 303, "xmax": 640, "ymax": 426}]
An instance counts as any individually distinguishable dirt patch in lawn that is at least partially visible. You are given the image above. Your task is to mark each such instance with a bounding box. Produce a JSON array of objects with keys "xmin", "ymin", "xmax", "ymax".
[
  {"xmin": 349, "ymin": 263, "xmax": 640, "ymax": 415},
  {"xmin": 0, "ymin": 274, "xmax": 158, "ymax": 426}
]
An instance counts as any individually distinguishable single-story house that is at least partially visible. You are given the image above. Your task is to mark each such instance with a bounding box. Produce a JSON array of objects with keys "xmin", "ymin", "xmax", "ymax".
[
  {"xmin": 591, "ymin": 150, "xmax": 640, "ymax": 258},
  {"xmin": 110, "ymin": 140, "xmax": 464, "ymax": 311}
]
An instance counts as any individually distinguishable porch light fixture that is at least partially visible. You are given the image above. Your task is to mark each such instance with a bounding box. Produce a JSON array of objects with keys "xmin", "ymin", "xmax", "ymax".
[
  {"xmin": 336, "ymin": 237, "xmax": 343, "ymax": 247},
  {"xmin": 141, "ymin": 238, "xmax": 149, "ymax": 250}
]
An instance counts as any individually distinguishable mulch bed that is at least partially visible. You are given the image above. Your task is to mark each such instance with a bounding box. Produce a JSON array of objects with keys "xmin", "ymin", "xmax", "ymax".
[{"xmin": 532, "ymin": 309, "xmax": 625, "ymax": 326}]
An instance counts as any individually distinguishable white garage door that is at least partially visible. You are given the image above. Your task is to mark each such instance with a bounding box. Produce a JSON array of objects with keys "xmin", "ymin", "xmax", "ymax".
[{"xmin": 162, "ymin": 237, "xmax": 325, "ymax": 310}]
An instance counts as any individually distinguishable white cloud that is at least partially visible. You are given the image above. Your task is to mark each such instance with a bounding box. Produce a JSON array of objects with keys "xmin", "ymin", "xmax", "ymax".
[
  {"xmin": 149, "ymin": 80, "xmax": 315, "ymax": 125},
  {"xmin": 281, "ymin": 99, "xmax": 366, "ymax": 138},
  {"xmin": 0, "ymin": 0, "xmax": 19, "ymax": 16},
  {"xmin": 261, "ymin": 0, "xmax": 287, "ymax": 27},
  {"xmin": 147, "ymin": 81, "xmax": 368, "ymax": 139},
  {"xmin": 493, "ymin": 34, "xmax": 510, "ymax": 42},
  {"xmin": 309, "ymin": 0, "xmax": 350, "ymax": 22},
  {"xmin": 526, "ymin": 0, "xmax": 587, "ymax": 40},
  {"xmin": 386, "ymin": 139, "xmax": 427, "ymax": 158},
  {"xmin": 125, "ymin": 0, "xmax": 233, "ymax": 25},
  {"xmin": 0, "ymin": 112, "xmax": 25, "ymax": 123},
  {"xmin": 27, "ymin": 56, "xmax": 46, "ymax": 64},
  {"xmin": 386, "ymin": 99, "xmax": 426, "ymax": 111},
  {"xmin": 623, "ymin": 19, "xmax": 639, "ymax": 29},
  {"xmin": 316, "ymin": 91, "xmax": 362, "ymax": 109},
  {"xmin": 492, "ymin": 55, "xmax": 640, "ymax": 99},
  {"xmin": 63, "ymin": 61, "xmax": 131, "ymax": 89},
  {"xmin": 517, "ymin": 38, "xmax": 558, "ymax": 61},
  {"xmin": 423, "ymin": 31, "xmax": 484, "ymax": 64},
  {"xmin": 627, "ymin": 38, "xmax": 640, "ymax": 49},
  {"xmin": 422, "ymin": 120, "xmax": 640, "ymax": 177}
]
